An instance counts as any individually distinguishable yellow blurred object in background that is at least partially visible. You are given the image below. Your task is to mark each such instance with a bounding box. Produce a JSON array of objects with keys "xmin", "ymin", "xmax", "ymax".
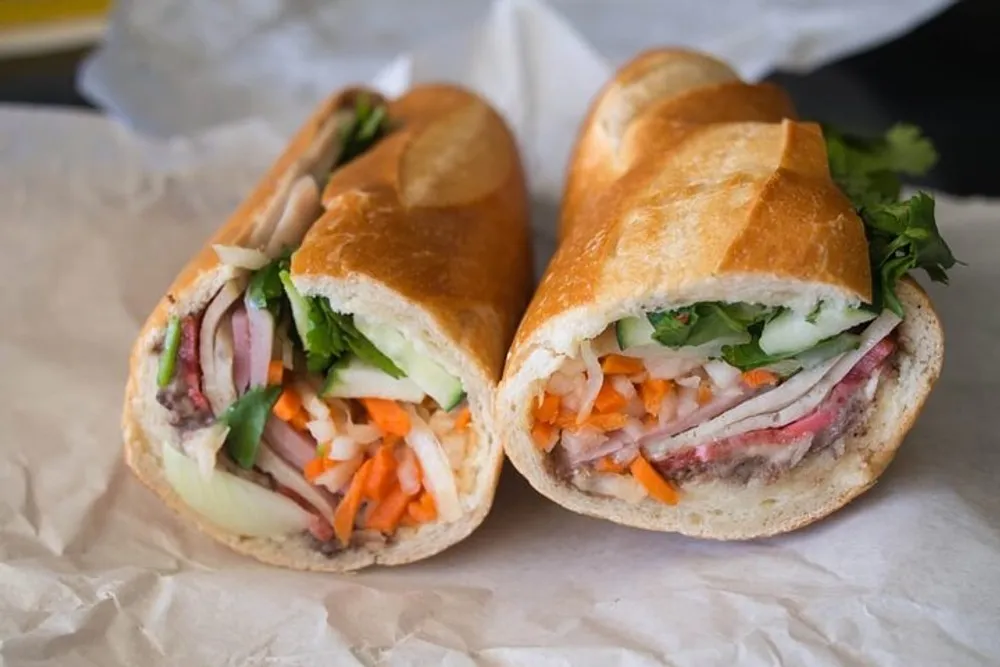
[
  {"xmin": 0, "ymin": 0, "xmax": 111, "ymax": 57},
  {"xmin": 0, "ymin": 0, "xmax": 112, "ymax": 29}
]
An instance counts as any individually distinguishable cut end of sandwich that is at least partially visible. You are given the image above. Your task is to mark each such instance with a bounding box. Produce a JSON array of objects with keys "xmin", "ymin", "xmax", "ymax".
[
  {"xmin": 121, "ymin": 82, "xmax": 531, "ymax": 572},
  {"xmin": 499, "ymin": 281, "xmax": 943, "ymax": 540}
]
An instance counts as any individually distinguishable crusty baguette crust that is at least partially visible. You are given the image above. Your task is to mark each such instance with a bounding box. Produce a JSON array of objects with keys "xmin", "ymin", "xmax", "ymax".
[
  {"xmin": 507, "ymin": 49, "xmax": 871, "ymax": 373},
  {"xmin": 122, "ymin": 84, "xmax": 532, "ymax": 570},
  {"xmin": 298, "ymin": 84, "xmax": 533, "ymax": 381},
  {"xmin": 498, "ymin": 48, "xmax": 944, "ymax": 539}
]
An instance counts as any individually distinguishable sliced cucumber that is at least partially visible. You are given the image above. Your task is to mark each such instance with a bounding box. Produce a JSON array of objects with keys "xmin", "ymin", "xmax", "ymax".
[
  {"xmin": 163, "ymin": 444, "xmax": 312, "ymax": 538},
  {"xmin": 794, "ymin": 332, "xmax": 861, "ymax": 369},
  {"xmin": 353, "ymin": 316, "xmax": 465, "ymax": 410},
  {"xmin": 759, "ymin": 303, "xmax": 876, "ymax": 356},
  {"xmin": 322, "ymin": 358, "xmax": 426, "ymax": 402},
  {"xmin": 616, "ymin": 316, "xmax": 656, "ymax": 350},
  {"xmin": 278, "ymin": 270, "xmax": 313, "ymax": 346}
]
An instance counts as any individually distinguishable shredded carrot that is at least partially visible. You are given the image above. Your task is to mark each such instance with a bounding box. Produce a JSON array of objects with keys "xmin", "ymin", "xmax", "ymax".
[
  {"xmin": 640, "ymin": 378, "xmax": 672, "ymax": 416},
  {"xmin": 533, "ymin": 393, "xmax": 561, "ymax": 424},
  {"xmin": 290, "ymin": 410, "xmax": 310, "ymax": 432},
  {"xmin": 601, "ymin": 354, "xmax": 645, "ymax": 375},
  {"xmin": 554, "ymin": 410, "xmax": 580, "ymax": 429},
  {"xmin": 303, "ymin": 456, "xmax": 334, "ymax": 483},
  {"xmin": 333, "ymin": 458, "xmax": 373, "ymax": 545},
  {"xmin": 364, "ymin": 443, "xmax": 398, "ymax": 502},
  {"xmin": 595, "ymin": 455, "xmax": 626, "ymax": 473},
  {"xmin": 362, "ymin": 398, "xmax": 411, "ymax": 436},
  {"xmin": 267, "ymin": 360, "xmax": 284, "ymax": 386},
  {"xmin": 697, "ymin": 381, "xmax": 714, "ymax": 405},
  {"xmin": 532, "ymin": 421, "xmax": 556, "ymax": 450},
  {"xmin": 365, "ymin": 484, "xmax": 415, "ymax": 534},
  {"xmin": 588, "ymin": 412, "xmax": 630, "ymax": 431},
  {"xmin": 629, "ymin": 455, "xmax": 680, "ymax": 505},
  {"xmin": 642, "ymin": 414, "xmax": 658, "ymax": 428},
  {"xmin": 453, "ymin": 407, "xmax": 472, "ymax": 431},
  {"xmin": 742, "ymin": 368, "xmax": 779, "ymax": 388},
  {"xmin": 382, "ymin": 433, "xmax": 402, "ymax": 449},
  {"xmin": 594, "ymin": 382, "xmax": 628, "ymax": 413},
  {"xmin": 272, "ymin": 388, "xmax": 302, "ymax": 422},
  {"xmin": 407, "ymin": 491, "xmax": 437, "ymax": 523}
]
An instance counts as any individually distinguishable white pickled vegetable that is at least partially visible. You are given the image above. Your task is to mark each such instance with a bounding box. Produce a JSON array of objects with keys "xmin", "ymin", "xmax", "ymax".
[
  {"xmin": 212, "ymin": 244, "xmax": 271, "ymax": 270},
  {"xmin": 162, "ymin": 444, "xmax": 311, "ymax": 538}
]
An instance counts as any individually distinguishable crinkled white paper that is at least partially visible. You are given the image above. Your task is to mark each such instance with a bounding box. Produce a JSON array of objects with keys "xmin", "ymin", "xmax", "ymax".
[
  {"xmin": 4, "ymin": 0, "xmax": 999, "ymax": 663},
  {"xmin": 79, "ymin": 0, "xmax": 953, "ymax": 139}
]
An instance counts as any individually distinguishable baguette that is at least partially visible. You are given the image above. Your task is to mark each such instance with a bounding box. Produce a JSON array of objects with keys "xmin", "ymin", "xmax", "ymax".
[
  {"xmin": 123, "ymin": 84, "xmax": 532, "ymax": 570},
  {"xmin": 498, "ymin": 49, "xmax": 944, "ymax": 539}
]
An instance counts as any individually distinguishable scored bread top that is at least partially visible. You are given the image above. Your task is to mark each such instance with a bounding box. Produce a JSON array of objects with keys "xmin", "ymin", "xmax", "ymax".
[
  {"xmin": 294, "ymin": 85, "xmax": 533, "ymax": 384},
  {"xmin": 509, "ymin": 48, "xmax": 871, "ymax": 364}
]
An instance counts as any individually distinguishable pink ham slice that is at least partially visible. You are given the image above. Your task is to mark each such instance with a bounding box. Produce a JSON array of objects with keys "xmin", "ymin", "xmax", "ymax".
[
  {"xmin": 263, "ymin": 417, "xmax": 317, "ymax": 471},
  {"xmin": 231, "ymin": 305, "xmax": 251, "ymax": 395},
  {"xmin": 661, "ymin": 337, "xmax": 896, "ymax": 474}
]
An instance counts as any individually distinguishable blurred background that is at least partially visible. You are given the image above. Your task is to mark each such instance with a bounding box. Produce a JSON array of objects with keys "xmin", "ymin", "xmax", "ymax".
[{"xmin": 0, "ymin": 0, "xmax": 993, "ymax": 195}]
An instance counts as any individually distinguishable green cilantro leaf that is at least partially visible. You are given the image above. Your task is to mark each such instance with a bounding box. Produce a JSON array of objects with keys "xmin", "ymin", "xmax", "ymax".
[
  {"xmin": 336, "ymin": 93, "xmax": 391, "ymax": 168},
  {"xmin": 220, "ymin": 385, "xmax": 282, "ymax": 469},
  {"xmin": 823, "ymin": 124, "xmax": 958, "ymax": 317},
  {"xmin": 246, "ymin": 249, "xmax": 293, "ymax": 314},
  {"xmin": 648, "ymin": 302, "xmax": 774, "ymax": 348}
]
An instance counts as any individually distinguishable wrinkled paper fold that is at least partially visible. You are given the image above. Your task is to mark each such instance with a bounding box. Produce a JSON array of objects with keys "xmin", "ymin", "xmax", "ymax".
[{"xmin": 4, "ymin": 0, "xmax": 998, "ymax": 664}]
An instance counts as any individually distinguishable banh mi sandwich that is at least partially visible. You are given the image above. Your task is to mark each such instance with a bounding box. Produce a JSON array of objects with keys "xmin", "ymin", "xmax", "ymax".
[
  {"xmin": 122, "ymin": 85, "xmax": 532, "ymax": 570},
  {"xmin": 498, "ymin": 49, "xmax": 956, "ymax": 539}
]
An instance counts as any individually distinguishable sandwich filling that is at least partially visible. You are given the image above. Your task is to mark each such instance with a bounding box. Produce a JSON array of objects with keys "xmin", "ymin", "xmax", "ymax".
[
  {"xmin": 531, "ymin": 124, "xmax": 956, "ymax": 505},
  {"xmin": 149, "ymin": 95, "xmax": 473, "ymax": 552}
]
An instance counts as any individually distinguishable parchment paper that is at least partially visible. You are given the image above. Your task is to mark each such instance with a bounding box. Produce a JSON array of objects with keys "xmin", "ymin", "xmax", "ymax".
[
  {"xmin": 3, "ymin": 0, "xmax": 999, "ymax": 664},
  {"xmin": 77, "ymin": 0, "xmax": 952, "ymax": 138}
]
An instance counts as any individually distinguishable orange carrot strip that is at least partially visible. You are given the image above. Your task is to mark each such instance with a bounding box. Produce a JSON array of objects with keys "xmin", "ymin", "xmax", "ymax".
[
  {"xmin": 640, "ymin": 378, "xmax": 672, "ymax": 417},
  {"xmin": 362, "ymin": 398, "xmax": 411, "ymax": 437},
  {"xmin": 533, "ymin": 393, "xmax": 561, "ymax": 424},
  {"xmin": 364, "ymin": 443, "xmax": 398, "ymax": 502},
  {"xmin": 742, "ymin": 368, "xmax": 779, "ymax": 388},
  {"xmin": 594, "ymin": 382, "xmax": 628, "ymax": 413},
  {"xmin": 601, "ymin": 354, "xmax": 645, "ymax": 375},
  {"xmin": 453, "ymin": 407, "xmax": 472, "ymax": 431},
  {"xmin": 272, "ymin": 388, "xmax": 302, "ymax": 422},
  {"xmin": 303, "ymin": 456, "xmax": 331, "ymax": 483},
  {"xmin": 266, "ymin": 360, "xmax": 284, "ymax": 386},
  {"xmin": 365, "ymin": 484, "xmax": 415, "ymax": 534},
  {"xmin": 595, "ymin": 456, "xmax": 626, "ymax": 473},
  {"xmin": 290, "ymin": 410, "xmax": 310, "ymax": 432},
  {"xmin": 531, "ymin": 421, "xmax": 557, "ymax": 450},
  {"xmin": 333, "ymin": 458, "xmax": 373, "ymax": 545},
  {"xmin": 578, "ymin": 412, "xmax": 629, "ymax": 432},
  {"xmin": 554, "ymin": 410, "xmax": 579, "ymax": 429},
  {"xmin": 407, "ymin": 491, "xmax": 438, "ymax": 523},
  {"xmin": 629, "ymin": 455, "xmax": 680, "ymax": 505},
  {"xmin": 697, "ymin": 382, "xmax": 713, "ymax": 405}
]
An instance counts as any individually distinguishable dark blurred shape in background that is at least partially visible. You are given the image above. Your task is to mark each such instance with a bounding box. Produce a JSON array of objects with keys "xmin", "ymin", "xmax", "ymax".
[
  {"xmin": 768, "ymin": 0, "xmax": 996, "ymax": 196},
  {"xmin": 0, "ymin": 0, "xmax": 994, "ymax": 195}
]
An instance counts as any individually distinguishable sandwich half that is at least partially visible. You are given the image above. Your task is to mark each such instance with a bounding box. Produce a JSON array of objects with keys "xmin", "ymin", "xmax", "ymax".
[
  {"xmin": 123, "ymin": 85, "xmax": 532, "ymax": 569},
  {"xmin": 498, "ymin": 49, "xmax": 955, "ymax": 539}
]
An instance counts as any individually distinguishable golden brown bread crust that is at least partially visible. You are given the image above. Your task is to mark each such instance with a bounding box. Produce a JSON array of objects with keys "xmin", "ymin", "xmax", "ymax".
[
  {"xmin": 509, "ymin": 49, "xmax": 871, "ymax": 364},
  {"xmin": 297, "ymin": 85, "xmax": 533, "ymax": 382},
  {"xmin": 122, "ymin": 84, "xmax": 532, "ymax": 570}
]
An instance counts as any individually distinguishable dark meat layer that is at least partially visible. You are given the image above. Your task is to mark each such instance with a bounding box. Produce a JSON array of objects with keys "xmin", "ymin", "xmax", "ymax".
[
  {"xmin": 156, "ymin": 315, "xmax": 213, "ymax": 429},
  {"xmin": 655, "ymin": 337, "xmax": 896, "ymax": 486}
]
